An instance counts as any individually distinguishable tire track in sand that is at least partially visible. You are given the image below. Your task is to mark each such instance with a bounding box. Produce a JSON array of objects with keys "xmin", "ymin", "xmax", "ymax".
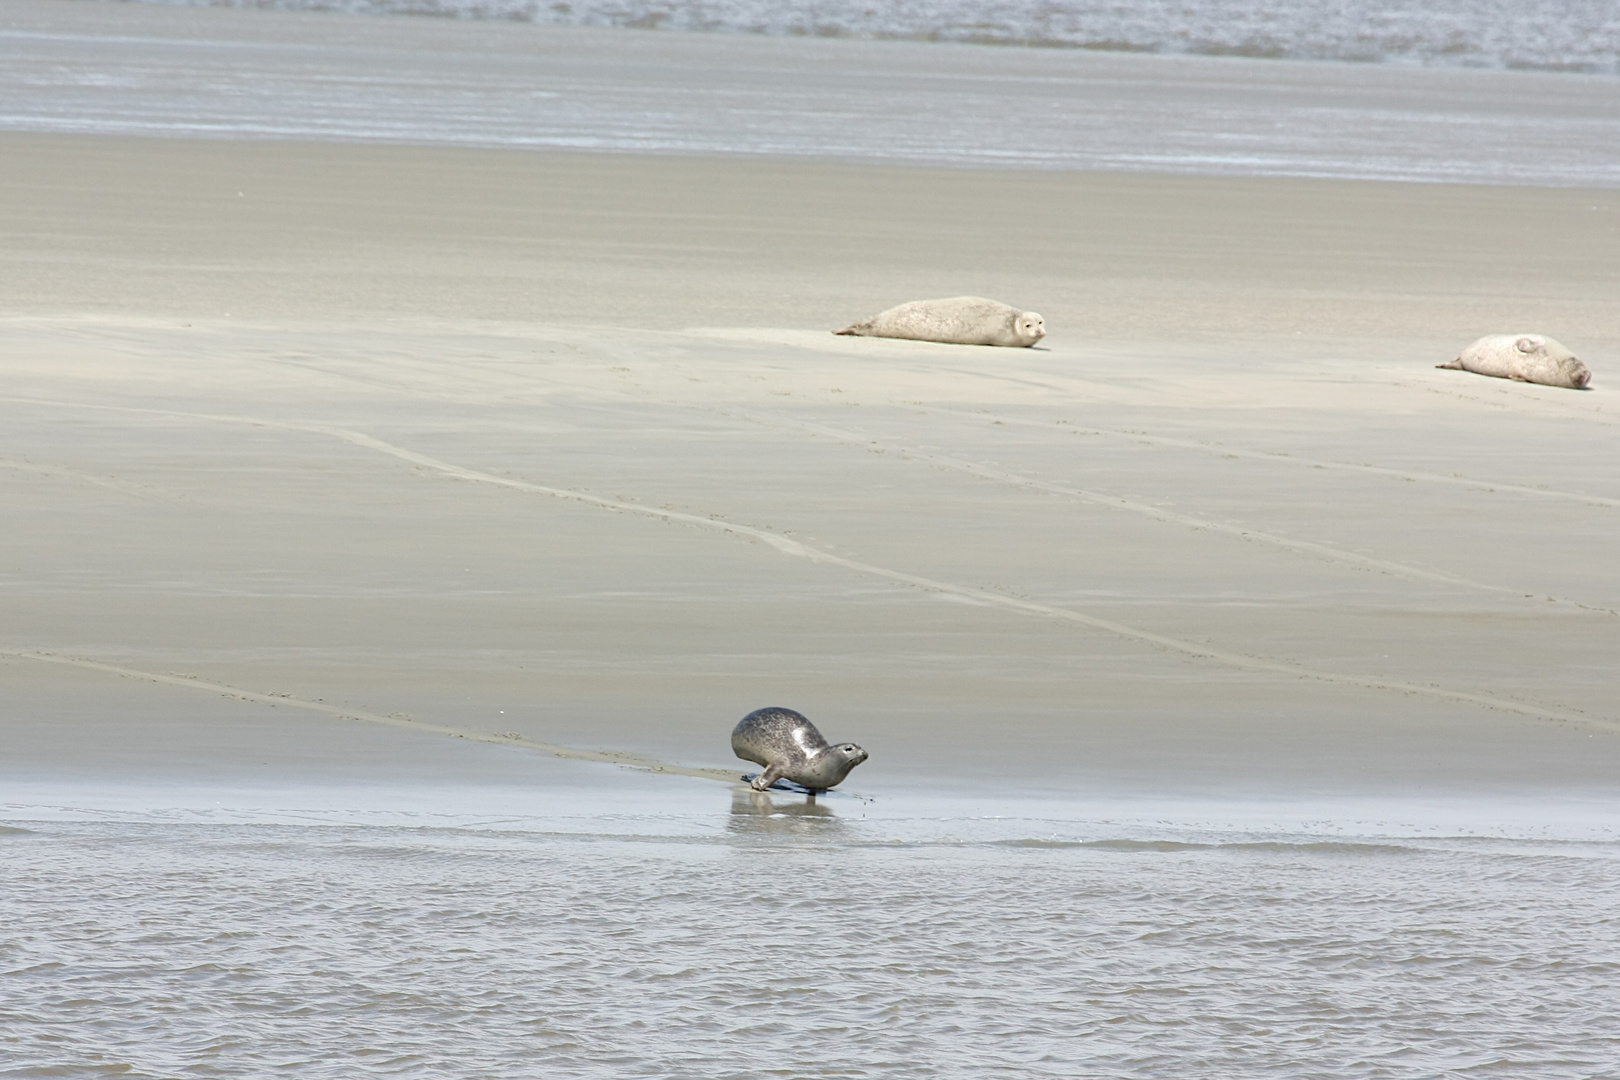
[
  {"xmin": 0, "ymin": 648, "xmax": 741, "ymax": 783},
  {"xmin": 4, "ymin": 396, "xmax": 1612, "ymax": 732},
  {"xmin": 726, "ymin": 410, "xmax": 1537, "ymax": 598},
  {"xmin": 920, "ymin": 405, "xmax": 1620, "ymax": 509}
]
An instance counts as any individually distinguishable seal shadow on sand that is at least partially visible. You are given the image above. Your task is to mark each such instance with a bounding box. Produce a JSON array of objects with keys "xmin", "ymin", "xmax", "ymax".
[{"xmin": 726, "ymin": 788, "xmax": 848, "ymax": 838}]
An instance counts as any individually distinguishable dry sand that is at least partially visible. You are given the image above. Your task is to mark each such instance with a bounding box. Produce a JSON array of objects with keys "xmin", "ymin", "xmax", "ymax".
[{"xmin": 3, "ymin": 133, "xmax": 1618, "ymax": 803}]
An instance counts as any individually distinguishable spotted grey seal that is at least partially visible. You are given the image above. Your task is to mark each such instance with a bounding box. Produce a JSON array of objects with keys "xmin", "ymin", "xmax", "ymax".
[
  {"xmin": 732, "ymin": 707, "xmax": 868, "ymax": 792},
  {"xmin": 1438, "ymin": 334, "xmax": 1592, "ymax": 389},
  {"xmin": 835, "ymin": 296, "xmax": 1046, "ymax": 347}
]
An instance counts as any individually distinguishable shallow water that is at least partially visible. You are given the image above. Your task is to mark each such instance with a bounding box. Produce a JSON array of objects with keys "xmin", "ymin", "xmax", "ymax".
[
  {"xmin": 5, "ymin": 790, "xmax": 1620, "ymax": 1079},
  {"xmin": 4, "ymin": 1, "xmax": 1619, "ymax": 185}
]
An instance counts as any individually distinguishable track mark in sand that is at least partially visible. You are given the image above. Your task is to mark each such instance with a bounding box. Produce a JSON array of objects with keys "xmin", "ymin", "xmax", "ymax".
[
  {"xmin": 6, "ymin": 397, "xmax": 1612, "ymax": 732},
  {"xmin": 0, "ymin": 456, "xmax": 169, "ymax": 502},
  {"xmin": 0, "ymin": 649, "xmax": 740, "ymax": 784},
  {"xmin": 1393, "ymin": 377, "xmax": 1617, "ymax": 429},
  {"xmin": 741, "ymin": 412, "xmax": 1529, "ymax": 598},
  {"xmin": 922, "ymin": 405, "xmax": 1620, "ymax": 509}
]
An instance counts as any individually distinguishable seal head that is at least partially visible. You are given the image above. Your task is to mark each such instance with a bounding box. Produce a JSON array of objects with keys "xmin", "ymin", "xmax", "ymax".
[
  {"xmin": 1012, "ymin": 311, "xmax": 1046, "ymax": 344},
  {"xmin": 731, "ymin": 707, "xmax": 868, "ymax": 792}
]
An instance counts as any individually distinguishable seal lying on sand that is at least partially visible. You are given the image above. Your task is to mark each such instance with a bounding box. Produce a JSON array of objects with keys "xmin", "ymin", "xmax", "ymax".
[
  {"xmin": 835, "ymin": 296, "xmax": 1045, "ymax": 347},
  {"xmin": 1438, "ymin": 334, "xmax": 1591, "ymax": 389},
  {"xmin": 732, "ymin": 707, "xmax": 868, "ymax": 792}
]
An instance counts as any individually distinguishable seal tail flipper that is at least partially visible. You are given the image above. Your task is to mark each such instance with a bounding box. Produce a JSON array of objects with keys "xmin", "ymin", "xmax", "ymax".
[
  {"xmin": 1436, "ymin": 358, "xmax": 1464, "ymax": 369},
  {"xmin": 834, "ymin": 321, "xmax": 872, "ymax": 336},
  {"xmin": 750, "ymin": 763, "xmax": 785, "ymax": 792}
]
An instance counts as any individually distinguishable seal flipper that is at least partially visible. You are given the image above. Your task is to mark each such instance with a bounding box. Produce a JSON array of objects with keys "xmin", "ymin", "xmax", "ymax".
[
  {"xmin": 1436, "ymin": 358, "xmax": 1464, "ymax": 369},
  {"xmin": 750, "ymin": 763, "xmax": 785, "ymax": 792},
  {"xmin": 834, "ymin": 321, "xmax": 872, "ymax": 336}
]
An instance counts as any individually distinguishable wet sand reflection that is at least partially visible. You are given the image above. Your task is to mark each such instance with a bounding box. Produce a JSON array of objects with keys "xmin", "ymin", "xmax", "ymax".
[{"xmin": 726, "ymin": 788, "xmax": 846, "ymax": 838}]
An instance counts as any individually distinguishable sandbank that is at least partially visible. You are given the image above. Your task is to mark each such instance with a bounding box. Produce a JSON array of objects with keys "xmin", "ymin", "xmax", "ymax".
[{"xmin": 2, "ymin": 133, "xmax": 1618, "ymax": 815}]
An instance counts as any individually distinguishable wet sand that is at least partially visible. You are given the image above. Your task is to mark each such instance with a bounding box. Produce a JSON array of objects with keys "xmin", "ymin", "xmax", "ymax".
[{"xmin": 3, "ymin": 133, "xmax": 1619, "ymax": 808}]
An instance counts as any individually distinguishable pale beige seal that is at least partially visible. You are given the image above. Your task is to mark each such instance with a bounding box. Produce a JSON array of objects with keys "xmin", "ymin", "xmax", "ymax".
[
  {"xmin": 1438, "ymin": 334, "xmax": 1592, "ymax": 389},
  {"xmin": 835, "ymin": 296, "xmax": 1046, "ymax": 347}
]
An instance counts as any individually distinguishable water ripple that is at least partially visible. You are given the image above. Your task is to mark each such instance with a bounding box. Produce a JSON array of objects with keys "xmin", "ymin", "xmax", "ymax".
[{"xmin": 2, "ymin": 822, "xmax": 1618, "ymax": 1076}]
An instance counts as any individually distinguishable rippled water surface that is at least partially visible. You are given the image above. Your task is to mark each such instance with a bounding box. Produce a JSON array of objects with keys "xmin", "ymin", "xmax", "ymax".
[
  {"xmin": 128, "ymin": 0, "xmax": 1620, "ymax": 75},
  {"xmin": 5, "ymin": 800, "xmax": 1620, "ymax": 1078},
  {"xmin": 8, "ymin": 0, "xmax": 1620, "ymax": 184}
]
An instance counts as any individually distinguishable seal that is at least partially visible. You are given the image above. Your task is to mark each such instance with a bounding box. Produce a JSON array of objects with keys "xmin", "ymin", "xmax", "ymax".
[
  {"xmin": 1438, "ymin": 334, "xmax": 1591, "ymax": 390},
  {"xmin": 731, "ymin": 707, "xmax": 868, "ymax": 792},
  {"xmin": 835, "ymin": 296, "xmax": 1046, "ymax": 347}
]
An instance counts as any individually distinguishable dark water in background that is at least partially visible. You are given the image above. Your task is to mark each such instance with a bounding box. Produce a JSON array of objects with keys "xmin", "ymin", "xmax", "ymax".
[
  {"xmin": 4, "ymin": 0, "xmax": 1620, "ymax": 184},
  {"xmin": 124, "ymin": 0, "xmax": 1620, "ymax": 76}
]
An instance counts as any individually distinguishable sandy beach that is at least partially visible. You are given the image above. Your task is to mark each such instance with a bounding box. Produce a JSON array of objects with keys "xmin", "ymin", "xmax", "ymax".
[{"xmin": 4, "ymin": 130, "xmax": 1618, "ymax": 805}]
